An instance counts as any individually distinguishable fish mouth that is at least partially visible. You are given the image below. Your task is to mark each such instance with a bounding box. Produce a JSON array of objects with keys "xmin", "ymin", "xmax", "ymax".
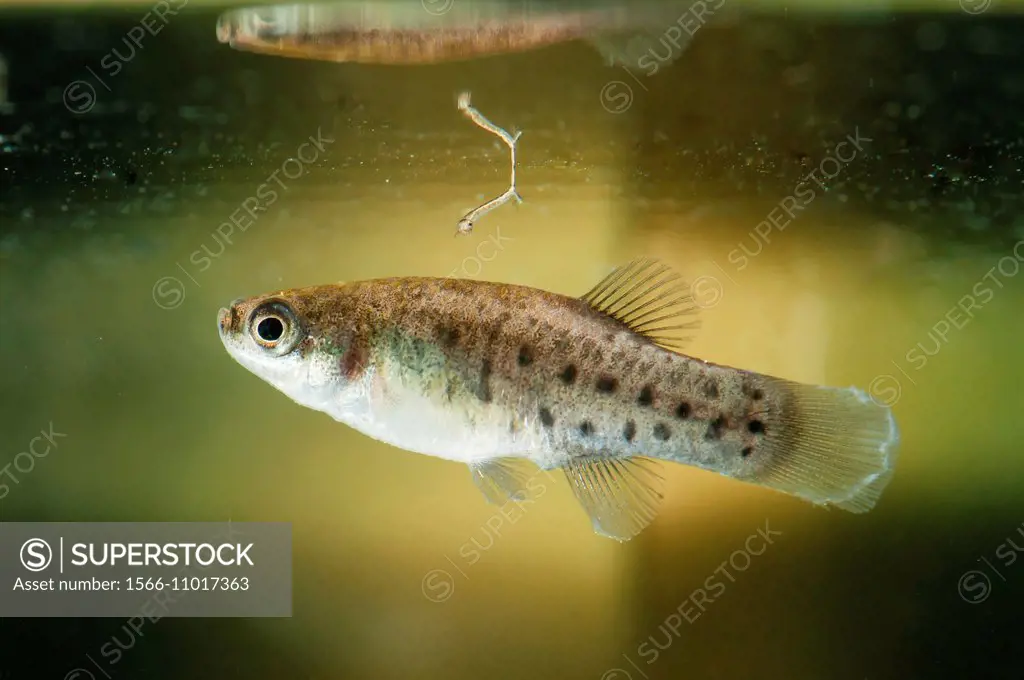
[
  {"xmin": 218, "ymin": 299, "xmax": 245, "ymax": 338},
  {"xmin": 216, "ymin": 8, "xmax": 285, "ymax": 46},
  {"xmin": 217, "ymin": 307, "xmax": 232, "ymax": 337},
  {"xmin": 215, "ymin": 14, "xmax": 231, "ymax": 43}
]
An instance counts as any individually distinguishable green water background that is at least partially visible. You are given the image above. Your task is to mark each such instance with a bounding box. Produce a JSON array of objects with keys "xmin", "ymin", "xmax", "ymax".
[{"xmin": 1, "ymin": 2, "xmax": 1022, "ymax": 678}]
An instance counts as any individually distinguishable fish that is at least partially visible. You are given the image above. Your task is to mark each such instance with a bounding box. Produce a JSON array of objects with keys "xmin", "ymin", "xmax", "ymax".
[
  {"xmin": 217, "ymin": 259, "xmax": 900, "ymax": 541},
  {"xmin": 214, "ymin": 0, "xmax": 727, "ymax": 70}
]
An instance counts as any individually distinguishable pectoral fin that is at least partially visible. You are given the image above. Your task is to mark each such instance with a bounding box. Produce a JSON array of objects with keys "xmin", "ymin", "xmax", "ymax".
[
  {"xmin": 562, "ymin": 456, "xmax": 665, "ymax": 542},
  {"xmin": 470, "ymin": 457, "xmax": 540, "ymax": 505}
]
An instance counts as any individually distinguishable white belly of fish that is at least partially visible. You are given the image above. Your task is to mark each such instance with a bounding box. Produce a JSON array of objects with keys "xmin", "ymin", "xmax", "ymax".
[{"xmin": 322, "ymin": 373, "xmax": 542, "ymax": 464}]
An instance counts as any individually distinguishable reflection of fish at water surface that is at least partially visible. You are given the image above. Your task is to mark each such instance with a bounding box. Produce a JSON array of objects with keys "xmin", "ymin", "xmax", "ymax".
[{"xmin": 215, "ymin": 0, "xmax": 729, "ymax": 68}]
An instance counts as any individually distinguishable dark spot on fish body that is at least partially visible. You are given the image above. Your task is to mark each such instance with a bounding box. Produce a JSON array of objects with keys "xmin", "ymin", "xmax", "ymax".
[
  {"xmin": 604, "ymin": 332, "xmax": 616, "ymax": 342},
  {"xmin": 596, "ymin": 376, "xmax": 618, "ymax": 394},
  {"xmin": 743, "ymin": 384, "xmax": 764, "ymax": 401},
  {"xmin": 445, "ymin": 379, "xmax": 456, "ymax": 403},
  {"xmin": 476, "ymin": 359, "xmax": 493, "ymax": 403},
  {"xmin": 439, "ymin": 325, "xmax": 460, "ymax": 349},
  {"xmin": 703, "ymin": 381, "xmax": 719, "ymax": 399},
  {"xmin": 653, "ymin": 423, "xmax": 671, "ymax": 441},
  {"xmin": 539, "ymin": 406, "xmax": 554, "ymax": 428},
  {"xmin": 748, "ymin": 419, "xmax": 765, "ymax": 435},
  {"xmin": 706, "ymin": 415, "xmax": 727, "ymax": 441},
  {"xmin": 341, "ymin": 337, "xmax": 369, "ymax": 381},
  {"xmin": 624, "ymin": 420, "xmax": 636, "ymax": 442},
  {"xmin": 518, "ymin": 345, "xmax": 533, "ymax": 367},
  {"xmin": 675, "ymin": 402, "xmax": 691, "ymax": 419},
  {"xmin": 741, "ymin": 446, "xmax": 753, "ymax": 457},
  {"xmin": 560, "ymin": 364, "xmax": 578, "ymax": 385},
  {"xmin": 638, "ymin": 385, "xmax": 654, "ymax": 407},
  {"xmin": 579, "ymin": 421, "xmax": 594, "ymax": 436}
]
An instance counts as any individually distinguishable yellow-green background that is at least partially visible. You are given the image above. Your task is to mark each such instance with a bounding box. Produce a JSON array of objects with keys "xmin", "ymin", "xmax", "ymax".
[{"xmin": 0, "ymin": 1, "xmax": 1022, "ymax": 678}]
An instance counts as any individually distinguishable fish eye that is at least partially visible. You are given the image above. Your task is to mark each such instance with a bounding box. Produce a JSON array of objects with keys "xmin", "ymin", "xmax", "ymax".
[
  {"xmin": 256, "ymin": 316, "xmax": 284, "ymax": 342},
  {"xmin": 248, "ymin": 301, "xmax": 300, "ymax": 354}
]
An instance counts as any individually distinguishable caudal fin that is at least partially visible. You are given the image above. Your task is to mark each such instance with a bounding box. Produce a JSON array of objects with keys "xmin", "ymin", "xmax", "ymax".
[{"xmin": 745, "ymin": 381, "xmax": 900, "ymax": 513}]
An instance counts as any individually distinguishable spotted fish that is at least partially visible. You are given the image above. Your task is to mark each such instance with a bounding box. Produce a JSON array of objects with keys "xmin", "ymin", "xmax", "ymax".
[{"xmin": 217, "ymin": 259, "xmax": 900, "ymax": 540}]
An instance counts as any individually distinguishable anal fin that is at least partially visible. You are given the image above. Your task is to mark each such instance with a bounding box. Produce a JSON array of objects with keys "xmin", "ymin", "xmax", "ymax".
[
  {"xmin": 470, "ymin": 457, "xmax": 540, "ymax": 505},
  {"xmin": 563, "ymin": 455, "xmax": 665, "ymax": 542}
]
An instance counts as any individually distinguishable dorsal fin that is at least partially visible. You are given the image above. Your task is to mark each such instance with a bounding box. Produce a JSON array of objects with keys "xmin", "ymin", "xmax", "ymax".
[{"xmin": 580, "ymin": 258, "xmax": 701, "ymax": 352}]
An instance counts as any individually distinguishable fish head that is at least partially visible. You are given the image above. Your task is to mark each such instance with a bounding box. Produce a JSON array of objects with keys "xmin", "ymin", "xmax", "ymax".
[
  {"xmin": 216, "ymin": 5, "xmax": 296, "ymax": 49},
  {"xmin": 217, "ymin": 285, "xmax": 367, "ymax": 416}
]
